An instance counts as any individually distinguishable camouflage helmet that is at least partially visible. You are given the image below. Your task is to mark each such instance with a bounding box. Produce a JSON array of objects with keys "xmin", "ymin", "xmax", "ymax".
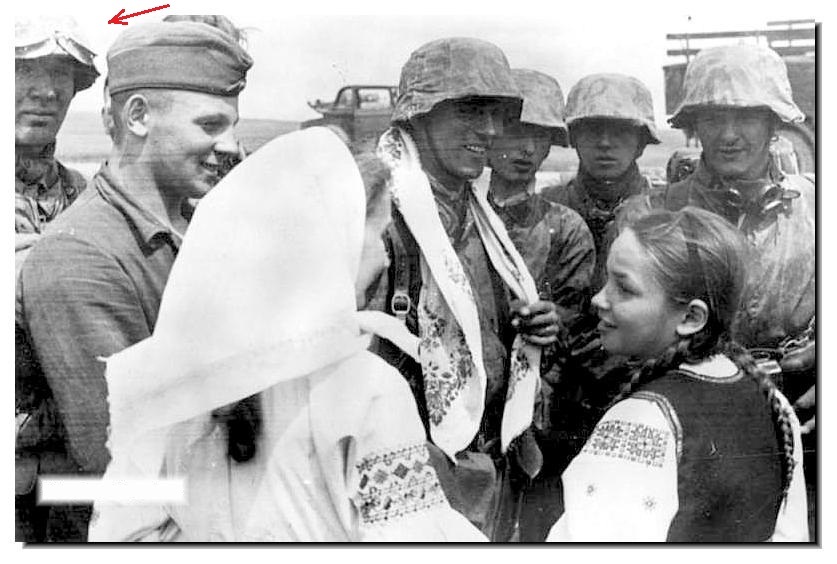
[
  {"xmin": 669, "ymin": 44, "xmax": 804, "ymax": 129},
  {"xmin": 513, "ymin": 68, "xmax": 568, "ymax": 147},
  {"xmin": 15, "ymin": 15, "xmax": 99, "ymax": 93},
  {"xmin": 564, "ymin": 73, "xmax": 661, "ymax": 144},
  {"xmin": 392, "ymin": 37, "xmax": 522, "ymax": 124}
]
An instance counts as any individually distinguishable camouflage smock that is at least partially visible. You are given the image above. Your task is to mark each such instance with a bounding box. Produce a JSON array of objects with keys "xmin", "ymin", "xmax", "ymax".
[
  {"xmin": 488, "ymin": 183, "xmax": 595, "ymax": 325},
  {"xmin": 543, "ymin": 162, "xmax": 656, "ymax": 293},
  {"xmin": 16, "ymin": 146, "xmax": 86, "ymax": 233},
  {"xmin": 15, "ymin": 145, "xmax": 87, "ymax": 321},
  {"xmin": 665, "ymin": 160, "xmax": 815, "ymax": 352}
]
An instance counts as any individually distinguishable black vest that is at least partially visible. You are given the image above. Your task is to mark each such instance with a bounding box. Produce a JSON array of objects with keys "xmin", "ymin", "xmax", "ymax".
[{"xmin": 637, "ymin": 369, "xmax": 784, "ymax": 542}]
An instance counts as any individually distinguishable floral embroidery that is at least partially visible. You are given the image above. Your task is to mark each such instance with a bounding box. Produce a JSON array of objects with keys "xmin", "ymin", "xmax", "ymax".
[
  {"xmin": 443, "ymin": 254, "xmax": 474, "ymax": 299},
  {"xmin": 355, "ymin": 443, "xmax": 447, "ymax": 525},
  {"xmin": 586, "ymin": 484, "xmax": 596, "ymax": 496},
  {"xmin": 583, "ymin": 419, "xmax": 669, "ymax": 468},
  {"xmin": 419, "ymin": 302, "xmax": 474, "ymax": 426},
  {"xmin": 505, "ymin": 345, "xmax": 531, "ymax": 399},
  {"xmin": 642, "ymin": 496, "xmax": 657, "ymax": 510}
]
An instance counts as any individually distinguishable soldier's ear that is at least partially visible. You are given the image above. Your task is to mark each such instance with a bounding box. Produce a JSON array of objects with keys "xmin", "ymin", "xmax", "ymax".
[{"xmin": 124, "ymin": 94, "xmax": 150, "ymax": 138}]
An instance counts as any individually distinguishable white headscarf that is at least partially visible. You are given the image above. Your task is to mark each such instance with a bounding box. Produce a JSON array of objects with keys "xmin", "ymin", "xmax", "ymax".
[{"xmin": 104, "ymin": 127, "xmax": 415, "ymax": 477}]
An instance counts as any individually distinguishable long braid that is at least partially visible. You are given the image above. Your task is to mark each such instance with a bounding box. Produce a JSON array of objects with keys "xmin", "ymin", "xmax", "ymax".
[
  {"xmin": 213, "ymin": 393, "xmax": 262, "ymax": 463},
  {"xmin": 725, "ymin": 340, "xmax": 795, "ymax": 499},
  {"xmin": 610, "ymin": 338, "xmax": 693, "ymax": 407}
]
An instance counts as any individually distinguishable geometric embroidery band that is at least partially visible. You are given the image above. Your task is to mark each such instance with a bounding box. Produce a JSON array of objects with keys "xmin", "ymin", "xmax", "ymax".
[
  {"xmin": 631, "ymin": 390, "xmax": 683, "ymax": 463},
  {"xmin": 355, "ymin": 442, "xmax": 447, "ymax": 525},
  {"xmin": 582, "ymin": 419, "xmax": 670, "ymax": 468}
]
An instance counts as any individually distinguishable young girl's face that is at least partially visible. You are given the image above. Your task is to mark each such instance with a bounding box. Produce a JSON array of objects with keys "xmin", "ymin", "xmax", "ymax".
[{"xmin": 592, "ymin": 229, "xmax": 686, "ymax": 359}]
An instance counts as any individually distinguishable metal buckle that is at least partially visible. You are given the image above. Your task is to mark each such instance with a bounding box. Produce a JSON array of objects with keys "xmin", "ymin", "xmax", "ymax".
[
  {"xmin": 390, "ymin": 290, "xmax": 411, "ymax": 322},
  {"xmin": 751, "ymin": 348, "xmax": 783, "ymax": 377},
  {"xmin": 754, "ymin": 358, "xmax": 783, "ymax": 377}
]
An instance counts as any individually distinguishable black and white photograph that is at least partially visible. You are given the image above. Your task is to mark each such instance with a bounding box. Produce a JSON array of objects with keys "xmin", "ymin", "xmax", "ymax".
[{"xmin": 11, "ymin": 0, "xmax": 827, "ymax": 550}]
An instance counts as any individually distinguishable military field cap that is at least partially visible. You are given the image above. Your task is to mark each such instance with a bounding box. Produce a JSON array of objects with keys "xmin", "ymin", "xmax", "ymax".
[
  {"xmin": 513, "ymin": 68, "xmax": 568, "ymax": 147},
  {"xmin": 107, "ymin": 20, "xmax": 253, "ymax": 97},
  {"xmin": 564, "ymin": 73, "xmax": 661, "ymax": 144},
  {"xmin": 392, "ymin": 37, "xmax": 522, "ymax": 124},
  {"xmin": 669, "ymin": 44, "xmax": 804, "ymax": 128},
  {"xmin": 15, "ymin": 15, "xmax": 99, "ymax": 92}
]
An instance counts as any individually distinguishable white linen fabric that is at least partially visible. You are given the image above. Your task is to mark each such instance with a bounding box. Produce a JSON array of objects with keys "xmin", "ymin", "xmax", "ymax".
[
  {"xmin": 89, "ymin": 127, "xmax": 483, "ymax": 542},
  {"xmin": 377, "ymin": 127, "xmax": 541, "ymax": 460}
]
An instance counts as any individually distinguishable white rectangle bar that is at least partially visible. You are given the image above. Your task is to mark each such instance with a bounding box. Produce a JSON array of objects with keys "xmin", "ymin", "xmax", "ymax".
[{"xmin": 38, "ymin": 476, "xmax": 187, "ymax": 505}]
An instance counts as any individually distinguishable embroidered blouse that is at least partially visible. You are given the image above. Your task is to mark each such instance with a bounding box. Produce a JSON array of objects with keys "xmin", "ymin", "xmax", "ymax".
[
  {"xmin": 89, "ymin": 353, "xmax": 485, "ymax": 542},
  {"xmin": 547, "ymin": 363, "xmax": 809, "ymax": 542}
]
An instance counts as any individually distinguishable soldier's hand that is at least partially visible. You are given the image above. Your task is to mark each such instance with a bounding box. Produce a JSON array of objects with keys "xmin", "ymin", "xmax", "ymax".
[
  {"xmin": 799, "ymin": 415, "xmax": 815, "ymax": 435},
  {"xmin": 511, "ymin": 299, "xmax": 560, "ymax": 346},
  {"xmin": 793, "ymin": 384, "xmax": 815, "ymax": 412},
  {"xmin": 793, "ymin": 384, "xmax": 815, "ymax": 435}
]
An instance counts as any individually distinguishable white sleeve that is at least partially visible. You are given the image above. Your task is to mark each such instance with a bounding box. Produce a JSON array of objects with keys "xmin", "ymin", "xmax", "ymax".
[
  {"xmin": 349, "ymin": 373, "xmax": 486, "ymax": 542},
  {"xmin": 547, "ymin": 397, "xmax": 679, "ymax": 542},
  {"xmin": 310, "ymin": 354, "xmax": 486, "ymax": 542},
  {"xmin": 770, "ymin": 390, "xmax": 810, "ymax": 542}
]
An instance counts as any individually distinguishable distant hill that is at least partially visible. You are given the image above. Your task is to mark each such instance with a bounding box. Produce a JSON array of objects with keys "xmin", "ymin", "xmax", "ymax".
[{"xmin": 56, "ymin": 111, "xmax": 300, "ymax": 165}]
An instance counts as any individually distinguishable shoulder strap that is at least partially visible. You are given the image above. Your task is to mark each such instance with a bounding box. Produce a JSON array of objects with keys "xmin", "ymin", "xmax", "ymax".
[{"xmin": 387, "ymin": 222, "xmax": 412, "ymax": 323}]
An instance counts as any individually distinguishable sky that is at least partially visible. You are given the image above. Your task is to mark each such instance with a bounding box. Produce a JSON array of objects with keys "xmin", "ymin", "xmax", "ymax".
[{"xmin": 12, "ymin": 0, "xmax": 828, "ymax": 124}]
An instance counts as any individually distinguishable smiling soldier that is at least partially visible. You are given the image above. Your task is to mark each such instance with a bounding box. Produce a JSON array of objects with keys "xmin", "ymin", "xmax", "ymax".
[
  {"xmin": 18, "ymin": 19, "xmax": 252, "ymax": 542},
  {"xmin": 373, "ymin": 38, "xmax": 562, "ymax": 541},
  {"xmin": 663, "ymin": 46, "xmax": 815, "ymax": 527}
]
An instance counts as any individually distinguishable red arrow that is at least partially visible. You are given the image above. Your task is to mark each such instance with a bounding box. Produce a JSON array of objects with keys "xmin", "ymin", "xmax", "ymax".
[{"xmin": 108, "ymin": 4, "xmax": 171, "ymax": 25}]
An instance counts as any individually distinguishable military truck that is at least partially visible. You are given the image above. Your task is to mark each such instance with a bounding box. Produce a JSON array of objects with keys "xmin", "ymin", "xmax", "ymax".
[
  {"xmin": 663, "ymin": 20, "xmax": 815, "ymax": 173},
  {"xmin": 301, "ymin": 85, "xmax": 398, "ymax": 153}
]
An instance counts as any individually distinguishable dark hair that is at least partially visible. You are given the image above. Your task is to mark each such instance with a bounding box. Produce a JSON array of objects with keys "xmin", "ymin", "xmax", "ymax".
[
  {"xmin": 213, "ymin": 394, "xmax": 262, "ymax": 463},
  {"xmin": 611, "ymin": 207, "xmax": 795, "ymax": 497},
  {"xmin": 220, "ymin": 151, "xmax": 391, "ymax": 463}
]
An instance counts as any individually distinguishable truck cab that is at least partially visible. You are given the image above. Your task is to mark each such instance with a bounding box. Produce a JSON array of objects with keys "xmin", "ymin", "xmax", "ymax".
[{"xmin": 302, "ymin": 85, "xmax": 398, "ymax": 153}]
